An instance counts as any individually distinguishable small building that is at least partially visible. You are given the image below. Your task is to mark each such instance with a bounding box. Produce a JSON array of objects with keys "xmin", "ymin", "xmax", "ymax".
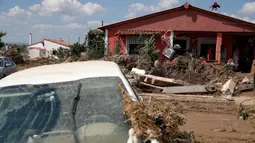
[
  {"xmin": 99, "ymin": 2, "xmax": 255, "ymax": 72},
  {"xmin": 28, "ymin": 37, "xmax": 70, "ymax": 59}
]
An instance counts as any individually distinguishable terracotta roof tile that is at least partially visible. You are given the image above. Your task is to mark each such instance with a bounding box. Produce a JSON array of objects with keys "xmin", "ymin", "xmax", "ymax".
[
  {"xmin": 44, "ymin": 39, "xmax": 71, "ymax": 47},
  {"xmin": 116, "ymin": 29, "xmax": 163, "ymax": 35}
]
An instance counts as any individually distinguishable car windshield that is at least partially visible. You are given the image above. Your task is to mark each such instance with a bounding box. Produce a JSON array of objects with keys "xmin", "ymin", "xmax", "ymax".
[{"xmin": 0, "ymin": 76, "xmax": 130, "ymax": 143}]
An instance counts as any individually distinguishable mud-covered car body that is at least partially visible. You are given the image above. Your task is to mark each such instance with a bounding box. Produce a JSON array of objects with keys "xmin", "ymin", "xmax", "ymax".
[{"xmin": 0, "ymin": 61, "xmax": 139, "ymax": 143}]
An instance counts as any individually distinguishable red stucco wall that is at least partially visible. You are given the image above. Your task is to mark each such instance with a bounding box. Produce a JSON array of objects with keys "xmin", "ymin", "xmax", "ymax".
[
  {"xmin": 108, "ymin": 30, "xmax": 126, "ymax": 55},
  {"xmin": 155, "ymin": 36, "xmax": 167, "ymax": 61}
]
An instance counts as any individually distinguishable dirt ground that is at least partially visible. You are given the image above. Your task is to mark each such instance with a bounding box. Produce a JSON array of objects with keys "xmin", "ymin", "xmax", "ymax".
[
  {"xmin": 142, "ymin": 94, "xmax": 255, "ymax": 143},
  {"xmin": 180, "ymin": 95, "xmax": 255, "ymax": 143}
]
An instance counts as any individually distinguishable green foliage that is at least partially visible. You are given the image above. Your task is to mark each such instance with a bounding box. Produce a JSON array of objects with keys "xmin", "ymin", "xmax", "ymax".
[
  {"xmin": 53, "ymin": 47, "xmax": 70, "ymax": 59},
  {"xmin": 13, "ymin": 44, "xmax": 28, "ymax": 53},
  {"xmin": 0, "ymin": 32, "xmax": 6, "ymax": 48},
  {"xmin": 113, "ymin": 39, "xmax": 123, "ymax": 55},
  {"xmin": 69, "ymin": 42, "xmax": 86, "ymax": 59},
  {"xmin": 87, "ymin": 29, "xmax": 105, "ymax": 60},
  {"xmin": 136, "ymin": 35, "xmax": 160, "ymax": 71},
  {"xmin": 139, "ymin": 35, "xmax": 160, "ymax": 61}
]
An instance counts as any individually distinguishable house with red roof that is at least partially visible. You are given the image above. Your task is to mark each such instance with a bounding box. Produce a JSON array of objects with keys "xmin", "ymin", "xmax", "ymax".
[
  {"xmin": 27, "ymin": 34, "xmax": 71, "ymax": 59},
  {"xmin": 99, "ymin": 2, "xmax": 255, "ymax": 72}
]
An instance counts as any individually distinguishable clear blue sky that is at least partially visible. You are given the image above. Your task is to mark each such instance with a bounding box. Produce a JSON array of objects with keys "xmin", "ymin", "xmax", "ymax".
[{"xmin": 1, "ymin": 0, "xmax": 254, "ymax": 44}]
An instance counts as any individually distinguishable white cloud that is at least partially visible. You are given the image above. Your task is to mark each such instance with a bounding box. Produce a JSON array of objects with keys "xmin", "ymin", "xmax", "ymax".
[
  {"xmin": 31, "ymin": 0, "xmax": 105, "ymax": 19},
  {"xmin": 239, "ymin": 2, "xmax": 255, "ymax": 15},
  {"xmin": 0, "ymin": 6, "xmax": 34, "ymax": 25},
  {"xmin": 126, "ymin": 0, "xmax": 179, "ymax": 18},
  {"xmin": 158, "ymin": 0, "xmax": 179, "ymax": 9},
  {"xmin": 33, "ymin": 23, "xmax": 86, "ymax": 30},
  {"xmin": 87, "ymin": 21, "xmax": 102, "ymax": 28},
  {"xmin": 222, "ymin": 12, "xmax": 255, "ymax": 23},
  {"xmin": 6, "ymin": 6, "xmax": 32, "ymax": 17},
  {"xmin": 29, "ymin": 4, "xmax": 41, "ymax": 12},
  {"xmin": 61, "ymin": 15, "xmax": 76, "ymax": 22}
]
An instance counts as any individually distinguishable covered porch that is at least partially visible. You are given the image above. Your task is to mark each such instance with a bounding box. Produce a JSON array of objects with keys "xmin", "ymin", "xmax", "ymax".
[{"xmin": 115, "ymin": 29, "xmax": 255, "ymax": 72}]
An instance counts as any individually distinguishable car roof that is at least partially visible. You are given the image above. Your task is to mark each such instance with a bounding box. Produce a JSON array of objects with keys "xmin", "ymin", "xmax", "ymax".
[
  {"xmin": 0, "ymin": 56, "xmax": 9, "ymax": 58},
  {"xmin": 0, "ymin": 61, "xmax": 126, "ymax": 88}
]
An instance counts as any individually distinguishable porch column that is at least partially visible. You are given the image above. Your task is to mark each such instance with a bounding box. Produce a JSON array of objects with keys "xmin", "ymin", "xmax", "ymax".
[
  {"xmin": 104, "ymin": 29, "xmax": 108, "ymax": 56},
  {"xmin": 216, "ymin": 32, "xmax": 222, "ymax": 63},
  {"xmin": 170, "ymin": 31, "xmax": 174, "ymax": 48}
]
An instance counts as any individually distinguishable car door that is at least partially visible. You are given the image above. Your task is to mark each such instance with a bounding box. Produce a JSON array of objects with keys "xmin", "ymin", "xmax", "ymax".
[
  {"xmin": 7, "ymin": 58, "xmax": 17, "ymax": 73},
  {"xmin": 3, "ymin": 58, "xmax": 13, "ymax": 76},
  {"xmin": 0, "ymin": 58, "xmax": 4, "ymax": 78}
]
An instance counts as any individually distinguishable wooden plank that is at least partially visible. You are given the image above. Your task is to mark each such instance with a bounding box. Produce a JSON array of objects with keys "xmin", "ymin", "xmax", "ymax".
[
  {"xmin": 136, "ymin": 74, "xmax": 192, "ymax": 86},
  {"xmin": 139, "ymin": 93, "xmax": 214, "ymax": 98},
  {"xmin": 140, "ymin": 82, "xmax": 165, "ymax": 90},
  {"xmin": 250, "ymin": 60, "xmax": 255, "ymax": 74},
  {"xmin": 162, "ymin": 85, "xmax": 208, "ymax": 94}
]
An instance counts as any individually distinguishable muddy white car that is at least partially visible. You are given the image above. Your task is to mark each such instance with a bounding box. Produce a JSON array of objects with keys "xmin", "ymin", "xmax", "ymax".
[
  {"xmin": 0, "ymin": 56, "xmax": 17, "ymax": 79},
  {"xmin": 0, "ymin": 61, "xmax": 141, "ymax": 143}
]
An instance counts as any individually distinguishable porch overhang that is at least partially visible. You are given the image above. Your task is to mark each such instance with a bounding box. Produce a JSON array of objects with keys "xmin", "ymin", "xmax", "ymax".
[{"xmin": 115, "ymin": 29, "xmax": 164, "ymax": 36}]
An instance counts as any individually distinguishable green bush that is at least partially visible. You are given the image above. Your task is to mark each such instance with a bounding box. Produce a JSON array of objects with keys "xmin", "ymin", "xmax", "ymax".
[
  {"xmin": 87, "ymin": 29, "xmax": 105, "ymax": 60},
  {"xmin": 113, "ymin": 39, "xmax": 123, "ymax": 55},
  {"xmin": 69, "ymin": 42, "xmax": 86, "ymax": 59},
  {"xmin": 53, "ymin": 47, "xmax": 70, "ymax": 59},
  {"xmin": 0, "ymin": 32, "xmax": 6, "ymax": 48},
  {"xmin": 136, "ymin": 35, "xmax": 160, "ymax": 71}
]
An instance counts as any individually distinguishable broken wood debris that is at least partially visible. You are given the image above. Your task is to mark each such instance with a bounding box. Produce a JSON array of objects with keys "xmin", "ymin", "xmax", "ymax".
[
  {"xmin": 133, "ymin": 73, "xmax": 191, "ymax": 86},
  {"xmin": 162, "ymin": 85, "xmax": 209, "ymax": 94}
]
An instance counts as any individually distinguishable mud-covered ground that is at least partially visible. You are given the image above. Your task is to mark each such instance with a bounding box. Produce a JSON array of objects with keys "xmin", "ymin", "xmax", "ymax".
[{"xmin": 141, "ymin": 93, "xmax": 255, "ymax": 143}]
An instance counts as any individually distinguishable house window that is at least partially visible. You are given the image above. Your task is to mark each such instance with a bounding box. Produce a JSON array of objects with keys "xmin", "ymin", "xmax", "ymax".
[
  {"xmin": 173, "ymin": 39, "xmax": 187, "ymax": 55},
  {"xmin": 126, "ymin": 36, "xmax": 149, "ymax": 55},
  {"xmin": 200, "ymin": 44, "xmax": 216, "ymax": 60}
]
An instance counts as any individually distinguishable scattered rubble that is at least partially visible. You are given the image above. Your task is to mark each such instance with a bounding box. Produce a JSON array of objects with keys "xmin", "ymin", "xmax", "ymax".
[
  {"xmin": 0, "ymin": 48, "xmax": 29, "ymax": 64},
  {"xmin": 160, "ymin": 54, "xmax": 234, "ymax": 85},
  {"xmin": 17, "ymin": 57, "xmax": 60, "ymax": 71},
  {"xmin": 119, "ymin": 83, "xmax": 197, "ymax": 143}
]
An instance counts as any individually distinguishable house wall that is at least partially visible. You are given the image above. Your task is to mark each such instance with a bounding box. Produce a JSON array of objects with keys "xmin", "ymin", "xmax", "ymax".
[
  {"xmin": 29, "ymin": 49, "xmax": 40, "ymax": 59},
  {"xmin": 108, "ymin": 30, "xmax": 127, "ymax": 55},
  {"xmin": 44, "ymin": 40, "xmax": 69, "ymax": 56},
  {"xmin": 108, "ymin": 30, "xmax": 118, "ymax": 55},
  {"xmin": 28, "ymin": 43, "xmax": 44, "ymax": 48}
]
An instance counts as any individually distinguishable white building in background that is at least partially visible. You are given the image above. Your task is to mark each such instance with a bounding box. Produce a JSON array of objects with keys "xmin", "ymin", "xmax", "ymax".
[{"xmin": 27, "ymin": 33, "xmax": 71, "ymax": 59}]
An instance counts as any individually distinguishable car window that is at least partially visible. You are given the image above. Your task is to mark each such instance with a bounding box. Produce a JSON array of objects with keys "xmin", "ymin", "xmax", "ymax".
[
  {"xmin": 7, "ymin": 58, "xmax": 14, "ymax": 66},
  {"xmin": 0, "ymin": 77, "xmax": 130, "ymax": 143},
  {"xmin": 3, "ymin": 58, "xmax": 8, "ymax": 66},
  {"xmin": 0, "ymin": 59, "xmax": 3, "ymax": 67}
]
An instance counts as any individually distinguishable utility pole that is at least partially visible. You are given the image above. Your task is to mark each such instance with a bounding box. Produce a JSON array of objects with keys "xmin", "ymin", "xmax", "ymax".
[
  {"xmin": 68, "ymin": 34, "xmax": 70, "ymax": 43},
  {"xmin": 101, "ymin": 20, "xmax": 104, "ymax": 26},
  {"xmin": 78, "ymin": 37, "xmax": 80, "ymax": 44}
]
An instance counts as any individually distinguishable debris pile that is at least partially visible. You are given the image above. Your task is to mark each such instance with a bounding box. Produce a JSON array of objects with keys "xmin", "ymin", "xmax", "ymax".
[
  {"xmin": 103, "ymin": 54, "xmax": 138, "ymax": 71},
  {"xmin": 0, "ymin": 48, "xmax": 29, "ymax": 64},
  {"xmin": 17, "ymin": 57, "xmax": 60, "ymax": 71},
  {"xmin": 119, "ymin": 83, "xmax": 196, "ymax": 143},
  {"xmin": 161, "ymin": 54, "xmax": 234, "ymax": 84}
]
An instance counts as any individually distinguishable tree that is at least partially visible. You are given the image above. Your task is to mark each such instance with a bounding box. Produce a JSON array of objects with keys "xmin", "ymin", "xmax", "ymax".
[
  {"xmin": 87, "ymin": 29, "xmax": 105, "ymax": 60},
  {"xmin": 0, "ymin": 32, "xmax": 6, "ymax": 48},
  {"xmin": 136, "ymin": 35, "xmax": 160, "ymax": 71},
  {"xmin": 53, "ymin": 47, "xmax": 70, "ymax": 59},
  {"xmin": 69, "ymin": 42, "xmax": 86, "ymax": 59}
]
